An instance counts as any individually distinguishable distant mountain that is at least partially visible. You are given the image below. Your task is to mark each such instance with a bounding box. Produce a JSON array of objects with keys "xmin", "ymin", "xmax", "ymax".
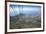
[
  {"xmin": 10, "ymin": 13, "xmax": 40, "ymax": 23},
  {"xmin": 10, "ymin": 11, "xmax": 41, "ymax": 16}
]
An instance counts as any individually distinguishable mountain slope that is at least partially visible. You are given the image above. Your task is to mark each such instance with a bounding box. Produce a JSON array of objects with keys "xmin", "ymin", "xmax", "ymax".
[{"xmin": 10, "ymin": 14, "xmax": 41, "ymax": 29}]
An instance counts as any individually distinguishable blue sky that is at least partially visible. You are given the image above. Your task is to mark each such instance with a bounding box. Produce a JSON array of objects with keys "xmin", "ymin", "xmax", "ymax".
[{"xmin": 9, "ymin": 4, "xmax": 41, "ymax": 16}]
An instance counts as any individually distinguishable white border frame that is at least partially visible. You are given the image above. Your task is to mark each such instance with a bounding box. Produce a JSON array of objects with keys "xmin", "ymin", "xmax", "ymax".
[{"xmin": 7, "ymin": 2, "xmax": 43, "ymax": 32}]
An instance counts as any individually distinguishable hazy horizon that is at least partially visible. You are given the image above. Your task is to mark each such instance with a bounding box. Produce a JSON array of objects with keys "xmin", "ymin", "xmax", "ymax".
[{"xmin": 9, "ymin": 4, "xmax": 41, "ymax": 16}]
